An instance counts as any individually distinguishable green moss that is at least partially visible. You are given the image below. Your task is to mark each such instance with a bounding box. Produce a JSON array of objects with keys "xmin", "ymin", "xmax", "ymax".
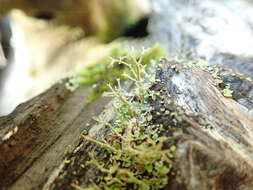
[{"xmin": 67, "ymin": 44, "xmax": 166, "ymax": 103}]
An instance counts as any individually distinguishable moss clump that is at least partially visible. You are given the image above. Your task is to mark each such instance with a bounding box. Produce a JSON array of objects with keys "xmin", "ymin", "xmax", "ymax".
[
  {"xmin": 73, "ymin": 55, "xmax": 176, "ymax": 190},
  {"xmin": 66, "ymin": 44, "xmax": 166, "ymax": 103}
]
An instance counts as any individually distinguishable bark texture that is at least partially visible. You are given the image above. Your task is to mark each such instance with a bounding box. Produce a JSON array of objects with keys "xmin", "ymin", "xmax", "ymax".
[
  {"xmin": 43, "ymin": 59, "xmax": 253, "ymax": 190},
  {"xmin": 0, "ymin": 81, "xmax": 111, "ymax": 190}
]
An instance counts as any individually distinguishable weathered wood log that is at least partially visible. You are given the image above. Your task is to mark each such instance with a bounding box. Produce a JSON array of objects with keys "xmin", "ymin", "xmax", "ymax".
[
  {"xmin": 1, "ymin": 0, "xmax": 253, "ymax": 189},
  {"xmin": 43, "ymin": 59, "xmax": 253, "ymax": 190},
  {"xmin": 1, "ymin": 58, "xmax": 252, "ymax": 190},
  {"xmin": 0, "ymin": 81, "xmax": 111, "ymax": 190},
  {"xmin": 157, "ymin": 59, "xmax": 253, "ymax": 189}
]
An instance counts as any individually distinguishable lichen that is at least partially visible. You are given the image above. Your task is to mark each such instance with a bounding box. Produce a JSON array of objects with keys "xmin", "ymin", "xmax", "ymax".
[
  {"xmin": 66, "ymin": 44, "xmax": 166, "ymax": 103},
  {"xmin": 222, "ymin": 85, "xmax": 233, "ymax": 98},
  {"xmin": 64, "ymin": 145, "xmax": 73, "ymax": 155},
  {"xmin": 73, "ymin": 54, "xmax": 177, "ymax": 190}
]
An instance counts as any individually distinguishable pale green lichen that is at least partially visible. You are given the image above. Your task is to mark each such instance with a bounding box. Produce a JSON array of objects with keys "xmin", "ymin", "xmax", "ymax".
[
  {"xmin": 66, "ymin": 44, "xmax": 166, "ymax": 103},
  {"xmin": 64, "ymin": 145, "xmax": 73, "ymax": 155},
  {"xmin": 73, "ymin": 53, "xmax": 176, "ymax": 190},
  {"xmin": 222, "ymin": 85, "xmax": 233, "ymax": 98}
]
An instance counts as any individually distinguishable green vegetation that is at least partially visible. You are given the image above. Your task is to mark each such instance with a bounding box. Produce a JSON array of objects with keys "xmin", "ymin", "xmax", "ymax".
[
  {"xmin": 73, "ymin": 53, "xmax": 176, "ymax": 190},
  {"xmin": 64, "ymin": 145, "xmax": 73, "ymax": 155},
  {"xmin": 67, "ymin": 47, "xmax": 236, "ymax": 190},
  {"xmin": 64, "ymin": 42, "xmax": 240, "ymax": 190},
  {"xmin": 222, "ymin": 84, "xmax": 233, "ymax": 98},
  {"xmin": 66, "ymin": 44, "xmax": 166, "ymax": 103}
]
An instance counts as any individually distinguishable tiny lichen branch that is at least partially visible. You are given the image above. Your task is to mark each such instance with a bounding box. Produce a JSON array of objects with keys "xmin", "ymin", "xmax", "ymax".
[
  {"xmin": 82, "ymin": 135, "xmax": 118, "ymax": 153},
  {"xmin": 65, "ymin": 44, "xmax": 166, "ymax": 103},
  {"xmin": 222, "ymin": 84, "xmax": 233, "ymax": 98},
  {"xmin": 108, "ymin": 84, "xmax": 131, "ymax": 108},
  {"xmin": 92, "ymin": 117, "xmax": 125, "ymax": 140},
  {"xmin": 76, "ymin": 48, "xmax": 178, "ymax": 190}
]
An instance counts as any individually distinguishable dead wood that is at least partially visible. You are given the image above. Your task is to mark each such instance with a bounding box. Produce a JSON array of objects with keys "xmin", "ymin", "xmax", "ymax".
[
  {"xmin": 44, "ymin": 59, "xmax": 253, "ymax": 190},
  {"xmin": 0, "ymin": 81, "xmax": 111, "ymax": 190},
  {"xmin": 1, "ymin": 0, "xmax": 253, "ymax": 190}
]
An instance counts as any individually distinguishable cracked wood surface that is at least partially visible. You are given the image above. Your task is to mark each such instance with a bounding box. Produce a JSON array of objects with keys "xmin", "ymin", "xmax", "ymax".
[
  {"xmin": 157, "ymin": 59, "xmax": 253, "ymax": 190},
  {"xmin": 0, "ymin": 81, "xmax": 111, "ymax": 190},
  {"xmin": 0, "ymin": 62, "xmax": 252, "ymax": 190},
  {"xmin": 43, "ymin": 59, "xmax": 253, "ymax": 190}
]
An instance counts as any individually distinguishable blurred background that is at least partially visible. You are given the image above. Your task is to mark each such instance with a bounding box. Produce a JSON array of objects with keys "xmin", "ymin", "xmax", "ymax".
[
  {"xmin": 0, "ymin": 0, "xmax": 151, "ymax": 115},
  {"xmin": 2, "ymin": 0, "xmax": 253, "ymax": 116}
]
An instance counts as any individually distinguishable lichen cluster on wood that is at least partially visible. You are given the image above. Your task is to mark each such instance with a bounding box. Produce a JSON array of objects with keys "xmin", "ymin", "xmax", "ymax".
[
  {"xmin": 2, "ymin": 50, "xmax": 253, "ymax": 190},
  {"xmin": 69, "ymin": 49, "xmax": 180, "ymax": 190},
  {"xmin": 66, "ymin": 51, "xmax": 249, "ymax": 190},
  {"xmin": 66, "ymin": 44, "xmax": 166, "ymax": 103}
]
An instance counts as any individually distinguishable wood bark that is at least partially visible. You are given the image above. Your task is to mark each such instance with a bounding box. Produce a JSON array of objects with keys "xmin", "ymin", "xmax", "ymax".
[
  {"xmin": 43, "ymin": 59, "xmax": 253, "ymax": 190},
  {"xmin": 0, "ymin": 58, "xmax": 252, "ymax": 190},
  {"xmin": 0, "ymin": 81, "xmax": 111, "ymax": 190}
]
